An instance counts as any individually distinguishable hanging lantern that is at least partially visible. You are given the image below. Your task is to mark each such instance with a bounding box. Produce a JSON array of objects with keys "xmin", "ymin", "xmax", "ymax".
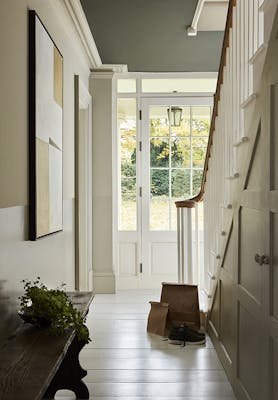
[{"xmin": 167, "ymin": 106, "xmax": 183, "ymax": 127}]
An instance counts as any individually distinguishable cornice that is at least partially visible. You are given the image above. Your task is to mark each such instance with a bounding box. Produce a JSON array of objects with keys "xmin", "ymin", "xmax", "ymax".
[{"xmin": 62, "ymin": 0, "xmax": 102, "ymax": 68}]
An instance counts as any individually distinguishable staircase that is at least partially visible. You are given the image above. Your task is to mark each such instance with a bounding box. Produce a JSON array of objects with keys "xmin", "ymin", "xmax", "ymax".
[
  {"xmin": 176, "ymin": 0, "xmax": 278, "ymax": 397},
  {"xmin": 203, "ymin": 0, "xmax": 278, "ymax": 312}
]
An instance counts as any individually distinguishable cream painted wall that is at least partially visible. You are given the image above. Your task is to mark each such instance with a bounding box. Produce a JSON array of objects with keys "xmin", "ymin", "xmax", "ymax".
[
  {"xmin": 0, "ymin": 0, "xmax": 92, "ymax": 339},
  {"xmin": 90, "ymin": 74, "xmax": 116, "ymax": 293}
]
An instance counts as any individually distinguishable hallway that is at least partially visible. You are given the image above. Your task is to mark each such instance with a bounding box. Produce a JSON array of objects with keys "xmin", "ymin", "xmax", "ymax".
[{"xmin": 56, "ymin": 290, "xmax": 235, "ymax": 399}]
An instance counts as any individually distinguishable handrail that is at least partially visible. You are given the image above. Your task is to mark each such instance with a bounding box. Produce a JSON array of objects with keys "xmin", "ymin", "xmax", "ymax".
[{"xmin": 175, "ymin": 0, "xmax": 236, "ymax": 208}]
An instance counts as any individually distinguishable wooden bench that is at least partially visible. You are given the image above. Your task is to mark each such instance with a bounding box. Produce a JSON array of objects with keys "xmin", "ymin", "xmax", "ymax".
[{"xmin": 0, "ymin": 292, "xmax": 94, "ymax": 400}]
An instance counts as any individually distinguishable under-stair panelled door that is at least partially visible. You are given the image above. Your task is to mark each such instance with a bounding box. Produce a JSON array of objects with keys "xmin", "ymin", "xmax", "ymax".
[
  {"xmin": 234, "ymin": 21, "xmax": 278, "ymax": 400},
  {"xmin": 140, "ymin": 98, "xmax": 211, "ymax": 288}
]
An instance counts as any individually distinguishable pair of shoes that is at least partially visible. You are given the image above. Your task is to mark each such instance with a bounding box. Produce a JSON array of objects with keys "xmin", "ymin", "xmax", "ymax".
[{"xmin": 168, "ymin": 324, "xmax": 206, "ymax": 346}]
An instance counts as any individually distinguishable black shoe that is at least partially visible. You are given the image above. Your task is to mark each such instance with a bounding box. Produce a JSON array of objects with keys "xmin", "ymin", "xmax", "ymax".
[
  {"xmin": 169, "ymin": 324, "xmax": 205, "ymax": 338},
  {"xmin": 168, "ymin": 324, "xmax": 206, "ymax": 345}
]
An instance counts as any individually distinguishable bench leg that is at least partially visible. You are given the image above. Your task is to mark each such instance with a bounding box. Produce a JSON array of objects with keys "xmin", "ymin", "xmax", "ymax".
[{"xmin": 43, "ymin": 335, "xmax": 89, "ymax": 399}]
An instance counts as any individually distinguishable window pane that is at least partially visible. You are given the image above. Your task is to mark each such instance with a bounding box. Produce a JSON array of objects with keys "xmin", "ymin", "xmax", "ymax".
[
  {"xmin": 171, "ymin": 138, "xmax": 190, "ymax": 168},
  {"xmin": 192, "ymin": 146, "xmax": 206, "ymax": 168},
  {"xmin": 117, "ymin": 79, "xmax": 136, "ymax": 93},
  {"xmin": 150, "ymin": 169, "xmax": 169, "ymax": 230},
  {"xmin": 171, "ymin": 107, "xmax": 190, "ymax": 137},
  {"xmin": 192, "ymin": 137, "xmax": 208, "ymax": 147},
  {"xmin": 171, "ymin": 169, "xmax": 191, "ymax": 199},
  {"xmin": 118, "ymin": 98, "xmax": 137, "ymax": 230},
  {"xmin": 142, "ymin": 79, "xmax": 217, "ymax": 93},
  {"xmin": 150, "ymin": 138, "xmax": 169, "ymax": 167},
  {"xmin": 192, "ymin": 106, "xmax": 211, "ymax": 136},
  {"xmin": 192, "ymin": 169, "xmax": 203, "ymax": 196},
  {"xmin": 192, "ymin": 138, "xmax": 207, "ymax": 168},
  {"xmin": 149, "ymin": 106, "xmax": 169, "ymax": 137}
]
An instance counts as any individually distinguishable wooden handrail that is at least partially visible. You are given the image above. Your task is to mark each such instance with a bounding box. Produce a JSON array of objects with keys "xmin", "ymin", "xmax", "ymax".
[
  {"xmin": 176, "ymin": 0, "xmax": 236, "ymax": 208},
  {"xmin": 175, "ymin": 199, "xmax": 196, "ymax": 208}
]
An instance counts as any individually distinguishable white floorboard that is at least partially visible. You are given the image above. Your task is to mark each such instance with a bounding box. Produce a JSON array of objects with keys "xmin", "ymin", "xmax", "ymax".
[{"xmin": 55, "ymin": 290, "xmax": 236, "ymax": 399}]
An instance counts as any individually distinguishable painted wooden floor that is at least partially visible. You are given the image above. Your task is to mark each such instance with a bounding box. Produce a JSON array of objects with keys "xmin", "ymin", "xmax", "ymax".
[{"xmin": 55, "ymin": 290, "xmax": 236, "ymax": 399}]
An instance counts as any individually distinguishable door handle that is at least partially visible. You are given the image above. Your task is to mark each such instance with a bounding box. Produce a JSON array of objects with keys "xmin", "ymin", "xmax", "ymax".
[{"xmin": 254, "ymin": 254, "xmax": 270, "ymax": 266}]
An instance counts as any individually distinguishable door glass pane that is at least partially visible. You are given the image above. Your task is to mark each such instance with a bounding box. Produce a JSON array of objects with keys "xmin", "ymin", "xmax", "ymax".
[
  {"xmin": 192, "ymin": 146, "xmax": 207, "ymax": 168},
  {"xmin": 171, "ymin": 138, "xmax": 190, "ymax": 167},
  {"xmin": 171, "ymin": 107, "xmax": 190, "ymax": 137},
  {"xmin": 171, "ymin": 169, "xmax": 191, "ymax": 199},
  {"xmin": 150, "ymin": 138, "xmax": 169, "ymax": 167},
  {"xmin": 193, "ymin": 169, "xmax": 203, "ymax": 196},
  {"xmin": 148, "ymin": 104, "xmax": 210, "ymax": 231},
  {"xmin": 192, "ymin": 106, "xmax": 211, "ymax": 136},
  {"xmin": 118, "ymin": 98, "xmax": 137, "ymax": 230},
  {"xmin": 150, "ymin": 169, "xmax": 169, "ymax": 230},
  {"xmin": 149, "ymin": 107, "xmax": 169, "ymax": 137}
]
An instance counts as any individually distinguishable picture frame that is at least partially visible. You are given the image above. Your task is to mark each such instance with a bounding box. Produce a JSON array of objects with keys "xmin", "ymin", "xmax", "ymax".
[{"xmin": 29, "ymin": 10, "xmax": 63, "ymax": 240}]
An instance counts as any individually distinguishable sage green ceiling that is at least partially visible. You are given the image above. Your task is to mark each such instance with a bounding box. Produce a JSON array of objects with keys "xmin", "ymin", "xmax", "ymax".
[{"xmin": 80, "ymin": 0, "xmax": 224, "ymax": 72}]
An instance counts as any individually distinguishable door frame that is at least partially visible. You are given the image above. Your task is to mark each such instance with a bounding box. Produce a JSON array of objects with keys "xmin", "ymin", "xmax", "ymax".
[{"xmin": 115, "ymin": 93, "xmax": 213, "ymax": 289}]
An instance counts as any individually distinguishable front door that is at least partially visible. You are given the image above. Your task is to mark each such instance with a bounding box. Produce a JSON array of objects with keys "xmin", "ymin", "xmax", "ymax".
[{"xmin": 117, "ymin": 97, "xmax": 211, "ymax": 289}]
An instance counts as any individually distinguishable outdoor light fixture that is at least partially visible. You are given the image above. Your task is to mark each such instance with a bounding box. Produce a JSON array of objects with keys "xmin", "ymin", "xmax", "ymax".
[{"xmin": 167, "ymin": 106, "xmax": 183, "ymax": 127}]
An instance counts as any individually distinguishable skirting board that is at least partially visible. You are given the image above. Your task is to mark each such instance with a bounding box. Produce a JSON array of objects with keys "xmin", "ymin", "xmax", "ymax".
[{"xmin": 93, "ymin": 272, "xmax": 115, "ymax": 293}]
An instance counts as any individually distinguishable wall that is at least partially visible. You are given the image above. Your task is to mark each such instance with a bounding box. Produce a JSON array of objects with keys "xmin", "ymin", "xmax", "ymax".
[
  {"xmin": 90, "ymin": 73, "xmax": 116, "ymax": 293},
  {"xmin": 0, "ymin": 0, "xmax": 91, "ymax": 340}
]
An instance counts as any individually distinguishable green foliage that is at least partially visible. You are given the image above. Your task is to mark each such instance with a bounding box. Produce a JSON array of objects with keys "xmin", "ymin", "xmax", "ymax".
[
  {"xmin": 172, "ymin": 169, "xmax": 190, "ymax": 198},
  {"xmin": 19, "ymin": 278, "xmax": 91, "ymax": 344},
  {"xmin": 121, "ymin": 162, "xmax": 136, "ymax": 200},
  {"xmin": 150, "ymin": 139, "xmax": 169, "ymax": 167},
  {"xmin": 192, "ymin": 170, "xmax": 203, "ymax": 195},
  {"xmin": 151, "ymin": 170, "xmax": 169, "ymax": 196}
]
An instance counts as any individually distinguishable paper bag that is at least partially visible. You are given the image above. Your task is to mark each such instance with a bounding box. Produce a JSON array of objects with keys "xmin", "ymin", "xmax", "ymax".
[
  {"xmin": 147, "ymin": 301, "xmax": 169, "ymax": 336},
  {"xmin": 160, "ymin": 283, "xmax": 200, "ymax": 330}
]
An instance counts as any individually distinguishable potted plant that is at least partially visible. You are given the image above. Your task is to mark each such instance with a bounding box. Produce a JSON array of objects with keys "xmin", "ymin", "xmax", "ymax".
[{"xmin": 18, "ymin": 277, "xmax": 91, "ymax": 343}]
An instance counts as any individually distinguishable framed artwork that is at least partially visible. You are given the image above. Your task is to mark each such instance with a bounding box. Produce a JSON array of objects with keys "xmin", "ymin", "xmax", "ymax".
[{"xmin": 29, "ymin": 10, "xmax": 63, "ymax": 240}]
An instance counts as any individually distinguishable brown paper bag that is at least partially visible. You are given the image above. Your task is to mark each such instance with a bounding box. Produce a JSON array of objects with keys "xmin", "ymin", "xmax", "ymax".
[
  {"xmin": 160, "ymin": 283, "xmax": 200, "ymax": 330},
  {"xmin": 147, "ymin": 301, "xmax": 169, "ymax": 336}
]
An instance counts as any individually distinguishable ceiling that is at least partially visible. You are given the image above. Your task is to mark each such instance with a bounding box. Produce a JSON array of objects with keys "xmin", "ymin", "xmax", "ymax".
[{"xmin": 80, "ymin": 0, "xmax": 226, "ymax": 72}]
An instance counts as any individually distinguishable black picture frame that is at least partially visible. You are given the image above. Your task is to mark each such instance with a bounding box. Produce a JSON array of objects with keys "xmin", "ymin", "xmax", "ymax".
[{"xmin": 29, "ymin": 10, "xmax": 64, "ymax": 240}]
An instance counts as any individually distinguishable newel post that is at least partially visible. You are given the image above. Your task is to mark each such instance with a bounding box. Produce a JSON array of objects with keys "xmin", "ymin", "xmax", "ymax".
[{"xmin": 176, "ymin": 200, "xmax": 196, "ymax": 284}]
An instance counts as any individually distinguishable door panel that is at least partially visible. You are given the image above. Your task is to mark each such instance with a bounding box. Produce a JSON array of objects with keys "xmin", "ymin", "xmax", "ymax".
[
  {"xmin": 150, "ymin": 242, "xmax": 177, "ymax": 275},
  {"xmin": 220, "ymin": 275, "xmax": 234, "ymax": 360},
  {"xmin": 268, "ymin": 32, "xmax": 278, "ymax": 400},
  {"xmin": 270, "ymin": 82, "xmax": 278, "ymax": 190},
  {"xmin": 271, "ymin": 212, "xmax": 278, "ymax": 320},
  {"xmin": 239, "ymin": 207, "xmax": 265, "ymax": 303},
  {"xmin": 234, "ymin": 15, "xmax": 278, "ymax": 400},
  {"xmin": 235, "ymin": 121, "xmax": 269, "ymax": 400},
  {"xmin": 272, "ymin": 337, "xmax": 278, "ymax": 399},
  {"xmin": 237, "ymin": 303, "xmax": 262, "ymax": 400},
  {"xmin": 118, "ymin": 242, "xmax": 137, "ymax": 276}
]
